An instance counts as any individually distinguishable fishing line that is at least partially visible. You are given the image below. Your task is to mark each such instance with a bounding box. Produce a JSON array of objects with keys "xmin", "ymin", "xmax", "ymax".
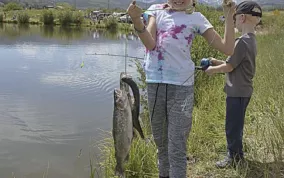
[
  {"xmin": 125, "ymin": 36, "xmax": 128, "ymax": 74},
  {"xmin": 85, "ymin": 53, "xmax": 144, "ymax": 60}
]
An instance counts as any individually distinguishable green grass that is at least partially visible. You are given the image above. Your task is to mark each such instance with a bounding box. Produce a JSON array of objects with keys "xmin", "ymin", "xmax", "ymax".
[{"xmin": 93, "ymin": 6, "xmax": 284, "ymax": 178}]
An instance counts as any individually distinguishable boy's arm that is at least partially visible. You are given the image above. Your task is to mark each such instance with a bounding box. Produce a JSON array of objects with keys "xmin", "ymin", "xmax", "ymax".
[
  {"xmin": 204, "ymin": 57, "xmax": 233, "ymax": 74},
  {"xmin": 205, "ymin": 63, "xmax": 234, "ymax": 74},
  {"xmin": 210, "ymin": 58, "xmax": 226, "ymax": 66}
]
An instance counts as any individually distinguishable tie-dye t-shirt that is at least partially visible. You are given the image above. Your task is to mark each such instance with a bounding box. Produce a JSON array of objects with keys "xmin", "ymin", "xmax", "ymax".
[{"xmin": 143, "ymin": 4, "xmax": 213, "ymax": 86}]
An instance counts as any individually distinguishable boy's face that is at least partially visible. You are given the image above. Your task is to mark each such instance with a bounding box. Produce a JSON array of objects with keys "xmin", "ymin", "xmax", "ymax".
[
  {"xmin": 234, "ymin": 13, "xmax": 245, "ymax": 32},
  {"xmin": 234, "ymin": 13, "xmax": 260, "ymax": 32},
  {"xmin": 168, "ymin": 0, "xmax": 193, "ymax": 10}
]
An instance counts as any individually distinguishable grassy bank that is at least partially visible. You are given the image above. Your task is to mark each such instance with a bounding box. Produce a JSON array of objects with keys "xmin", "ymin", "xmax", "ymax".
[
  {"xmin": 0, "ymin": 7, "xmax": 133, "ymax": 31},
  {"xmin": 94, "ymin": 7, "xmax": 284, "ymax": 178}
]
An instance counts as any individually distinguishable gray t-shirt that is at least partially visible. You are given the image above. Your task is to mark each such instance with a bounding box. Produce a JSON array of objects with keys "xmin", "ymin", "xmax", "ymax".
[{"xmin": 224, "ymin": 33, "xmax": 257, "ymax": 97}]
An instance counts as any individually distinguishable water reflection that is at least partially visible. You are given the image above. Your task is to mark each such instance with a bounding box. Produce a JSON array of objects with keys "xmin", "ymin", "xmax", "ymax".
[
  {"xmin": 0, "ymin": 24, "xmax": 140, "ymax": 42},
  {"xmin": 40, "ymin": 26, "xmax": 85, "ymax": 41},
  {"xmin": 0, "ymin": 23, "xmax": 145, "ymax": 178},
  {"xmin": 18, "ymin": 24, "xmax": 30, "ymax": 32},
  {"xmin": 41, "ymin": 25, "xmax": 54, "ymax": 39},
  {"xmin": 0, "ymin": 24, "xmax": 22, "ymax": 38}
]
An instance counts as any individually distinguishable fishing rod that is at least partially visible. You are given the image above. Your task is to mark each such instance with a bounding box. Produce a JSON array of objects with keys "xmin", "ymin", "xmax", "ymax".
[
  {"xmin": 85, "ymin": 53, "xmax": 144, "ymax": 60},
  {"xmin": 85, "ymin": 52, "xmax": 213, "ymax": 71}
]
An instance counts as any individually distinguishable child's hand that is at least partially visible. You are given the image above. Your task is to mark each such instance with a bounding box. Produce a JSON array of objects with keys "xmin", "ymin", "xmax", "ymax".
[
  {"xmin": 127, "ymin": 1, "xmax": 143, "ymax": 20},
  {"xmin": 222, "ymin": 0, "xmax": 236, "ymax": 16},
  {"xmin": 209, "ymin": 58, "xmax": 218, "ymax": 66},
  {"xmin": 204, "ymin": 66, "xmax": 215, "ymax": 76}
]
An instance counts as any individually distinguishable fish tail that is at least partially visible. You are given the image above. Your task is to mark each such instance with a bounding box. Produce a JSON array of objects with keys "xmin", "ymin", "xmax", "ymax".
[{"xmin": 121, "ymin": 76, "xmax": 145, "ymax": 139}]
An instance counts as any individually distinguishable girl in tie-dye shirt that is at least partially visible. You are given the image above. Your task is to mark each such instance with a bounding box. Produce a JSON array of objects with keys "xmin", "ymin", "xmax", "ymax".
[
  {"xmin": 127, "ymin": 1, "xmax": 236, "ymax": 178},
  {"xmin": 143, "ymin": 3, "xmax": 212, "ymax": 86}
]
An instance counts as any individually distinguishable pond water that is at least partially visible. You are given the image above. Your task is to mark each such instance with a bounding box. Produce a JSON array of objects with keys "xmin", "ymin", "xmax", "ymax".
[{"xmin": 0, "ymin": 24, "xmax": 145, "ymax": 178}]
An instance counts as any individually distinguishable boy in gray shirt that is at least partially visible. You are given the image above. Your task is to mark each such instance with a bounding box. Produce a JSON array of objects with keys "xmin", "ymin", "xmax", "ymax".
[{"xmin": 204, "ymin": 1, "xmax": 262, "ymax": 168}]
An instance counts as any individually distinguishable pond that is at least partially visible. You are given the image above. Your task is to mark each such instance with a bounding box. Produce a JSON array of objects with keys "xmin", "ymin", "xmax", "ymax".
[{"xmin": 0, "ymin": 24, "xmax": 145, "ymax": 178}]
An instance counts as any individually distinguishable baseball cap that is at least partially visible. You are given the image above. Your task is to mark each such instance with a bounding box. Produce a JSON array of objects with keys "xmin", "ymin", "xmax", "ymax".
[{"xmin": 235, "ymin": 1, "xmax": 262, "ymax": 18}]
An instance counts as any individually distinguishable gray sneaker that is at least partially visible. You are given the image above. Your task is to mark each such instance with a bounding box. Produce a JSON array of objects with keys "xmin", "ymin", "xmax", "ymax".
[
  {"xmin": 216, "ymin": 156, "xmax": 244, "ymax": 168},
  {"xmin": 216, "ymin": 156, "xmax": 233, "ymax": 168}
]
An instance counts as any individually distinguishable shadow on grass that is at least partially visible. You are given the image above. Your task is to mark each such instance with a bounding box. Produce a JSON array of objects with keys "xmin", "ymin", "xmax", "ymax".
[{"xmin": 240, "ymin": 159, "xmax": 284, "ymax": 178}]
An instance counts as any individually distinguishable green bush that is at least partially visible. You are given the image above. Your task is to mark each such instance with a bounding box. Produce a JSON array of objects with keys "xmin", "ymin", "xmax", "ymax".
[
  {"xmin": 17, "ymin": 12, "xmax": 29, "ymax": 24},
  {"xmin": 58, "ymin": 10, "xmax": 84, "ymax": 26},
  {"xmin": 3, "ymin": 2, "xmax": 23, "ymax": 11},
  {"xmin": 58, "ymin": 10, "xmax": 73, "ymax": 26},
  {"xmin": 41, "ymin": 10, "xmax": 54, "ymax": 25},
  {"xmin": 72, "ymin": 11, "xmax": 84, "ymax": 25},
  {"xmin": 103, "ymin": 16, "xmax": 118, "ymax": 30}
]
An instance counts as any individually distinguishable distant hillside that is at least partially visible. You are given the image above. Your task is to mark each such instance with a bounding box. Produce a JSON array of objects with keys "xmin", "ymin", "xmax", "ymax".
[{"xmin": 0, "ymin": 0, "xmax": 283, "ymax": 10}]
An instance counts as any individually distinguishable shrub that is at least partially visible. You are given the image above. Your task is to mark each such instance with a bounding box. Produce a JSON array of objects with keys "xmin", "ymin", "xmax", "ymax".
[
  {"xmin": 41, "ymin": 10, "xmax": 54, "ymax": 25},
  {"xmin": 58, "ymin": 10, "xmax": 73, "ymax": 26},
  {"xmin": 58, "ymin": 10, "xmax": 84, "ymax": 26},
  {"xmin": 103, "ymin": 16, "xmax": 118, "ymax": 30},
  {"xmin": 17, "ymin": 12, "xmax": 29, "ymax": 24},
  {"xmin": 3, "ymin": 2, "xmax": 23, "ymax": 11},
  {"xmin": 72, "ymin": 11, "xmax": 84, "ymax": 25}
]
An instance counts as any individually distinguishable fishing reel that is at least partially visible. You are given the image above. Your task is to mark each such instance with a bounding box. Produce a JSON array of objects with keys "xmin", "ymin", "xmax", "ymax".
[{"xmin": 195, "ymin": 58, "xmax": 212, "ymax": 71}]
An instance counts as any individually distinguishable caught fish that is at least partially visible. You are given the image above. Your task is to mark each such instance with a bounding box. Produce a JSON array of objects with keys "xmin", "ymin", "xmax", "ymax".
[
  {"xmin": 120, "ymin": 72, "xmax": 145, "ymax": 139},
  {"xmin": 113, "ymin": 87, "xmax": 133, "ymax": 178}
]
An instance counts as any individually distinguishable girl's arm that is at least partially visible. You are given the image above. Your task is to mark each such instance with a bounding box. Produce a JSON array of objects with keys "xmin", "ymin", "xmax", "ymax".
[
  {"xmin": 132, "ymin": 16, "xmax": 157, "ymax": 51},
  {"xmin": 202, "ymin": 21, "xmax": 235, "ymax": 56},
  {"xmin": 202, "ymin": 5, "xmax": 235, "ymax": 56},
  {"xmin": 127, "ymin": 1, "xmax": 157, "ymax": 50}
]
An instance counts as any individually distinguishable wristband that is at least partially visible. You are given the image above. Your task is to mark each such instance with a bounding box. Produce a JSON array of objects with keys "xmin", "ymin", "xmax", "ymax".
[{"xmin": 134, "ymin": 25, "xmax": 146, "ymax": 33}]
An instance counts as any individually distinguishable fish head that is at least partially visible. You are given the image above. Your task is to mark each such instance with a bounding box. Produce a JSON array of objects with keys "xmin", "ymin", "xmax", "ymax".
[
  {"xmin": 120, "ymin": 72, "xmax": 132, "ymax": 79},
  {"xmin": 120, "ymin": 73, "xmax": 132, "ymax": 92},
  {"xmin": 114, "ymin": 88, "xmax": 125, "ymax": 110},
  {"xmin": 120, "ymin": 72, "xmax": 127, "ymax": 79}
]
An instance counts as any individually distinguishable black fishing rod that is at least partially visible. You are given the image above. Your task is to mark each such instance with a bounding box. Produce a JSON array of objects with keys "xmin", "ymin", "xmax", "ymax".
[
  {"xmin": 85, "ymin": 53, "xmax": 144, "ymax": 60},
  {"xmin": 85, "ymin": 53, "xmax": 215, "ymax": 71}
]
